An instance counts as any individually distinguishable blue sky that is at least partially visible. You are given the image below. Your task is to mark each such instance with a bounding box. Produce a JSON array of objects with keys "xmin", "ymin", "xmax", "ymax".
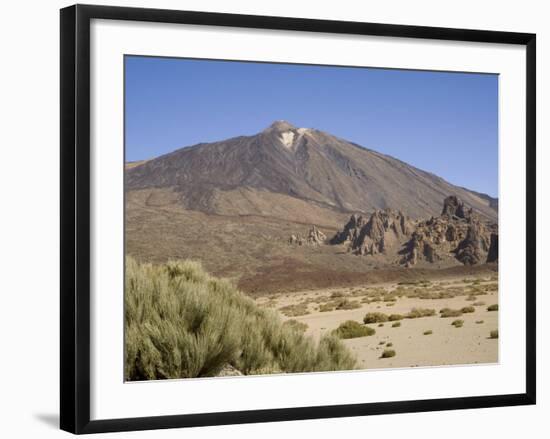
[{"xmin": 125, "ymin": 56, "xmax": 498, "ymax": 197}]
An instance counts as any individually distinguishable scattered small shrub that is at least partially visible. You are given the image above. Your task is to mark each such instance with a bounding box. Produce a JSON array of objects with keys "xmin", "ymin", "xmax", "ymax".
[
  {"xmin": 406, "ymin": 308, "xmax": 436, "ymax": 319},
  {"xmin": 363, "ymin": 312, "xmax": 389, "ymax": 324},
  {"xmin": 386, "ymin": 342, "xmax": 393, "ymax": 347},
  {"xmin": 487, "ymin": 304, "xmax": 499, "ymax": 312},
  {"xmin": 473, "ymin": 301, "xmax": 486, "ymax": 307},
  {"xmin": 476, "ymin": 320, "xmax": 484, "ymax": 324},
  {"xmin": 279, "ymin": 303, "xmax": 310, "ymax": 317},
  {"xmin": 388, "ymin": 314, "xmax": 404, "ymax": 321},
  {"xmin": 392, "ymin": 322, "xmax": 401, "ymax": 328},
  {"xmin": 460, "ymin": 306, "xmax": 475, "ymax": 314},
  {"xmin": 378, "ymin": 323, "xmax": 384, "ymax": 327},
  {"xmin": 440, "ymin": 308, "xmax": 463, "ymax": 318},
  {"xmin": 379, "ymin": 341, "xmax": 386, "ymax": 345},
  {"xmin": 490, "ymin": 329, "xmax": 499, "ymax": 339},
  {"xmin": 319, "ymin": 303, "xmax": 334, "ymax": 312},
  {"xmin": 332, "ymin": 320, "xmax": 376, "ymax": 339},
  {"xmin": 423, "ymin": 330, "xmax": 433, "ymax": 335},
  {"xmin": 451, "ymin": 319, "xmax": 464, "ymax": 328},
  {"xmin": 335, "ymin": 299, "xmax": 361, "ymax": 310},
  {"xmin": 465, "ymin": 295, "xmax": 477, "ymax": 301},
  {"xmin": 380, "ymin": 349, "xmax": 396, "ymax": 359}
]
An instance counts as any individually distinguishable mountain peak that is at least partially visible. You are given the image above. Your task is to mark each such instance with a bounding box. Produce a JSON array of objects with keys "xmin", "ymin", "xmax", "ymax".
[{"xmin": 264, "ymin": 120, "xmax": 297, "ymax": 132}]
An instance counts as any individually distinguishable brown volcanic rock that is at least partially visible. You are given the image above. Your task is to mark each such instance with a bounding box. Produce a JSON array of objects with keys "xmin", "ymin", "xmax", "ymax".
[
  {"xmin": 442, "ymin": 195, "xmax": 470, "ymax": 219},
  {"xmin": 332, "ymin": 196, "xmax": 498, "ymax": 267},
  {"xmin": 289, "ymin": 225, "xmax": 327, "ymax": 246},
  {"xmin": 331, "ymin": 209, "xmax": 413, "ymax": 256},
  {"xmin": 126, "ymin": 121, "xmax": 498, "ymax": 222}
]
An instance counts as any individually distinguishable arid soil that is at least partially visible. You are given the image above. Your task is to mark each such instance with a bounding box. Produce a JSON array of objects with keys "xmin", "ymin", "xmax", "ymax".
[{"xmin": 256, "ymin": 275, "xmax": 499, "ymax": 369}]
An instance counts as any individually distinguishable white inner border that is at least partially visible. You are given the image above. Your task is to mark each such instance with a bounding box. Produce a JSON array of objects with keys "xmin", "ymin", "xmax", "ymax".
[{"xmin": 90, "ymin": 19, "xmax": 526, "ymax": 421}]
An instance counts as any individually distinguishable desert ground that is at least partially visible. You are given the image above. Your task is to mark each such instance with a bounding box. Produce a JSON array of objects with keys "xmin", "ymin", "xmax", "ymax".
[{"xmin": 255, "ymin": 274, "xmax": 499, "ymax": 369}]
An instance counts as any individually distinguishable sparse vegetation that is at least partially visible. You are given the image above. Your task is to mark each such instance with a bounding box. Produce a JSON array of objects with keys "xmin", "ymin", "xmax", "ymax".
[
  {"xmin": 319, "ymin": 303, "xmax": 334, "ymax": 312},
  {"xmin": 451, "ymin": 319, "xmax": 464, "ymax": 328},
  {"xmin": 392, "ymin": 322, "xmax": 401, "ymax": 328},
  {"xmin": 279, "ymin": 303, "xmax": 310, "ymax": 317},
  {"xmin": 476, "ymin": 320, "xmax": 484, "ymax": 324},
  {"xmin": 380, "ymin": 349, "xmax": 396, "ymax": 358},
  {"xmin": 473, "ymin": 301, "xmax": 486, "ymax": 307},
  {"xmin": 388, "ymin": 314, "xmax": 404, "ymax": 321},
  {"xmin": 423, "ymin": 330, "xmax": 433, "ymax": 335},
  {"xmin": 332, "ymin": 320, "xmax": 376, "ymax": 339},
  {"xmin": 335, "ymin": 299, "xmax": 361, "ymax": 310},
  {"xmin": 406, "ymin": 308, "xmax": 436, "ymax": 319},
  {"xmin": 363, "ymin": 312, "xmax": 389, "ymax": 324},
  {"xmin": 386, "ymin": 342, "xmax": 393, "ymax": 347},
  {"xmin": 460, "ymin": 306, "xmax": 476, "ymax": 314},
  {"xmin": 490, "ymin": 329, "xmax": 499, "ymax": 339},
  {"xmin": 125, "ymin": 257, "xmax": 357, "ymax": 380},
  {"xmin": 487, "ymin": 304, "xmax": 499, "ymax": 312},
  {"xmin": 440, "ymin": 308, "xmax": 463, "ymax": 318}
]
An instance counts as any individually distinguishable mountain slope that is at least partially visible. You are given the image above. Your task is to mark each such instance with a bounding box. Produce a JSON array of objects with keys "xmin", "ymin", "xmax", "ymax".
[{"xmin": 126, "ymin": 120, "xmax": 497, "ymax": 222}]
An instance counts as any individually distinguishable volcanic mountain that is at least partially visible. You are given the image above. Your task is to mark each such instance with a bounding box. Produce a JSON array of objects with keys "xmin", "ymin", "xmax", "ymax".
[{"xmin": 126, "ymin": 120, "xmax": 497, "ymax": 223}]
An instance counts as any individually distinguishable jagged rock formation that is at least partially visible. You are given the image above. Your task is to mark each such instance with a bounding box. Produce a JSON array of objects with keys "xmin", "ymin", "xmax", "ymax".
[
  {"xmin": 289, "ymin": 226, "xmax": 326, "ymax": 246},
  {"xmin": 331, "ymin": 196, "xmax": 498, "ymax": 267},
  {"xmin": 441, "ymin": 195, "xmax": 471, "ymax": 219},
  {"xmin": 331, "ymin": 210, "xmax": 412, "ymax": 255}
]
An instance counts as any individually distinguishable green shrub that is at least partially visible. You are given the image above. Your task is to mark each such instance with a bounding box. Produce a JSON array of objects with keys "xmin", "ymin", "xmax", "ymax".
[
  {"xmin": 460, "ymin": 306, "xmax": 475, "ymax": 314},
  {"xmin": 380, "ymin": 349, "xmax": 396, "ymax": 358},
  {"xmin": 363, "ymin": 312, "xmax": 389, "ymax": 324},
  {"xmin": 406, "ymin": 308, "xmax": 436, "ymax": 319},
  {"xmin": 125, "ymin": 257, "xmax": 356, "ymax": 380},
  {"xmin": 332, "ymin": 320, "xmax": 376, "ymax": 339},
  {"xmin": 392, "ymin": 322, "xmax": 401, "ymax": 328},
  {"xmin": 487, "ymin": 304, "xmax": 499, "ymax": 311},
  {"xmin": 378, "ymin": 323, "xmax": 384, "ymax": 327},
  {"xmin": 335, "ymin": 299, "xmax": 361, "ymax": 310},
  {"xmin": 440, "ymin": 308, "xmax": 463, "ymax": 318},
  {"xmin": 423, "ymin": 330, "xmax": 433, "ymax": 335},
  {"xmin": 476, "ymin": 320, "xmax": 484, "ymax": 324},
  {"xmin": 490, "ymin": 329, "xmax": 499, "ymax": 339},
  {"xmin": 319, "ymin": 303, "xmax": 334, "ymax": 312},
  {"xmin": 388, "ymin": 314, "xmax": 404, "ymax": 321},
  {"xmin": 386, "ymin": 342, "xmax": 393, "ymax": 347},
  {"xmin": 451, "ymin": 319, "xmax": 464, "ymax": 328}
]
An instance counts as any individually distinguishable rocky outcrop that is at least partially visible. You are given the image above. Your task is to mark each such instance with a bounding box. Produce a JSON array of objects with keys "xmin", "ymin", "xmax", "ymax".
[
  {"xmin": 441, "ymin": 195, "xmax": 471, "ymax": 219},
  {"xmin": 331, "ymin": 209, "xmax": 412, "ymax": 256},
  {"xmin": 454, "ymin": 221, "xmax": 489, "ymax": 265},
  {"xmin": 331, "ymin": 196, "xmax": 498, "ymax": 267},
  {"xmin": 289, "ymin": 226, "xmax": 326, "ymax": 246}
]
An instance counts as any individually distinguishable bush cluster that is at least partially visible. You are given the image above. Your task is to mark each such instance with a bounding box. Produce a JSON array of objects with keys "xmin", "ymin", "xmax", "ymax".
[{"xmin": 125, "ymin": 257, "xmax": 357, "ymax": 380}]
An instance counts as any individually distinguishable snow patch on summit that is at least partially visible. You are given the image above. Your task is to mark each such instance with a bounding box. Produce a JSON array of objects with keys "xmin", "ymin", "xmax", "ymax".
[{"xmin": 280, "ymin": 131, "xmax": 295, "ymax": 149}]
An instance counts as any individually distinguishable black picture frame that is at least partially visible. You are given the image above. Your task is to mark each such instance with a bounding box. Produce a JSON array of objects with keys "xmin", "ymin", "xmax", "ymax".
[{"xmin": 60, "ymin": 4, "xmax": 536, "ymax": 434}]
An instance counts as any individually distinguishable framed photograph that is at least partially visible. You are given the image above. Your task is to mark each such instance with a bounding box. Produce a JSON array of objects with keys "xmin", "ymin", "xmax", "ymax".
[{"xmin": 60, "ymin": 4, "xmax": 536, "ymax": 434}]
